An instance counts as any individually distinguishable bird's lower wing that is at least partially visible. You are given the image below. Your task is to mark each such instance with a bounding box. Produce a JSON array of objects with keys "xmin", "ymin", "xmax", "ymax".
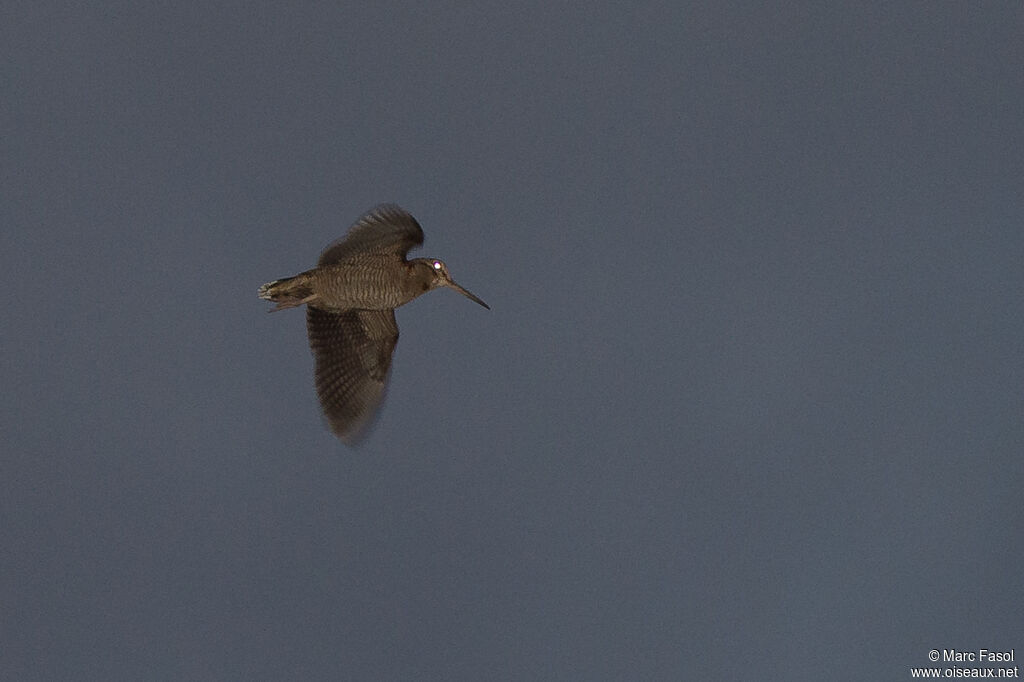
[{"xmin": 306, "ymin": 308, "xmax": 398, "ymax": 444}]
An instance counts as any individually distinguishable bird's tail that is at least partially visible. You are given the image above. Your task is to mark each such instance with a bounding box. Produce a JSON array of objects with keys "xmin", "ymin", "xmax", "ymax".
[{"xmin": 258, "ymin": 275, "xmax": 316, "ymax": 311}]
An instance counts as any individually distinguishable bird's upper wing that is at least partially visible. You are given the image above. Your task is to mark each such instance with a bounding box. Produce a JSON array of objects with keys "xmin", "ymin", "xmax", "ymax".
[
  {"xmin": 306, "ymin": 307, "xmax": 399, "ymax": 444},
  {"xmin": 317, "ymin": 204, "xmax": 425, "ymax": 266}
]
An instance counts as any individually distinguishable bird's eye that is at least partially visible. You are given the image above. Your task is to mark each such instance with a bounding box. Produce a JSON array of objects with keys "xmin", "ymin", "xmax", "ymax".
[{"xmin": 432, "ymin": 261, "xmax": 442, "ymax": 270}]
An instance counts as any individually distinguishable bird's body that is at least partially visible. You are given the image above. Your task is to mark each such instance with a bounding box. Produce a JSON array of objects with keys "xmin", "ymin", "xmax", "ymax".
[
  {"xmin": 262, "ymin": 257, "xmax": 448, "ymax": 311},
  {"xmin": 258, "ymin": 204, "xmax": 488, "ymax": 443}
]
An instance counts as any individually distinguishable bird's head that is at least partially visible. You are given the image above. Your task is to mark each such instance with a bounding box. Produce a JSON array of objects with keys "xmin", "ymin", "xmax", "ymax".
[{"xmin": 412, "ymin": 258, "xmax": 490, "ymax": 309}]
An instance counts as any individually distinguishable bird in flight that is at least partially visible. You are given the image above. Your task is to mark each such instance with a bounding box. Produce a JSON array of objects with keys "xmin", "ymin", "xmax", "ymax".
[{"xmin": 259, "ymin": 204, "xmax": 489, "ymax": 443}]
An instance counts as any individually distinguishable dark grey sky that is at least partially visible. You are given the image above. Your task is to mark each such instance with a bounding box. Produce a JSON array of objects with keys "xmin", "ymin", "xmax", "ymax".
[{"xmin": 3, "ymin": 3, "xmax": 1022, "ymax": 680}]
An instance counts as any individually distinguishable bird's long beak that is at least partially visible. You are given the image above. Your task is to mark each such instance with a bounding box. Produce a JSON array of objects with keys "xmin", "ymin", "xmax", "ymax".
[{"xmin": 448, "ymin": 281, "xmax": 490, "ymax": 310}]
